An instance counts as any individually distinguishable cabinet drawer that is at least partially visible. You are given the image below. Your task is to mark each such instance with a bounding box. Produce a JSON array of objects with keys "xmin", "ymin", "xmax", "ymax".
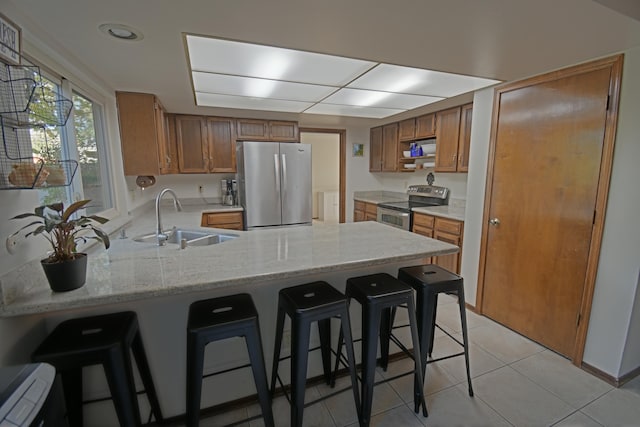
[
  {"xmin": 201, "ymin": 212, "xmax": 244, "ymax": 229},
  {"xmin": 413, "ymin": 213, "xmax": 435, "ymax": 228},
  {"xmin": 412, "ymin": 224, "xmax": 433, "ymax": 237},
  {"xmin": 435, "ymin": 217, "xmax": 463, "ymax": 235},
  {"xmin": 354, "ymin": 200, "xmax": 366, "ymax": 212}
]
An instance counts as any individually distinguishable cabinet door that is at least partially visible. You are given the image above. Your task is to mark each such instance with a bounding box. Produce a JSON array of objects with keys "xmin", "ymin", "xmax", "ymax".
[
  {"xmin": 201, "ymin": 212, "xmax": 244, "ymax": 230},
  {"xmin": 433, "ymin": 230, "xmax": 461, "ymax": 274},
  {"xmin": 208, "ymin": 118, "xmax": 236, "ymax": 173},
  {"xmin": 236, "ymin": 119, "xmax": 269, "ymax": 140},
  {"xmin": 435, "ymin": 107, "xmax": 461, "ymax": 172},
  {"xmin": 175, "ymin": 115, "xmax": 208, "ymax": 173},
  {"xmin": 457, "ymin": 103, "xmax": 473, "ymax": 172},
  {"xmin": 158, "ymin": 111, "xmax": 179, "ymax": 174},
  {"xmin": 269, "ymin": 121, "xmax": 299, "ymax": 141},
  {"xmin": 369, "ymin": 127, "xmax": 383, "ymax": 172},
  {"xmin": 415, "ymin": 113, "xmax": 435, "ymax": 139},
  {"xmin": 398, "ymin": 118, "xmax": 416, "ymax": 141},
  {"xmin": 382, "ymin": 123, "xmax": 398, "ymax": 172},
  {"xmin": 365, "ymin": 202, "xmax": 378, "ymax": 221},
  {"xmin": 116, "ymin": 92, "xmax": 161, "ymax": 176},
  {"xmin": 354, "ymin": 200, "xmax": 366, "ymax": 222}
]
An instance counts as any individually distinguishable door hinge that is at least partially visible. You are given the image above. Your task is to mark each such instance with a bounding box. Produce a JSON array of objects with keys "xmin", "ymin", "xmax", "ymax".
[{"xmin": 576, "ymin": 312, "xmax": 581, "ymax": 328}]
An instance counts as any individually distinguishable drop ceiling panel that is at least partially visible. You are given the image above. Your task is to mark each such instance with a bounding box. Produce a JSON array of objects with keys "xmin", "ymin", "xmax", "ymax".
[
  {"xmin": 304, "ymin": 103, "xmax": 405, "ymax": 119},
  {"xmin": 322, "ymin": 88, "xmax": 443, "ymax": 110},
  {"xmin": 192, "ymin": 72, "xmax": 337, "ymax": 102},
  {"xmin": 348, "ymin": 64, "xmax": 501, "ymax": 97},
  {"xmin": 196, "ymin": 92, "xmax": 313, "ymax": 113},
  {"xmin": 187, "ymin": 35, "xmax": 376, "ymax": 86}
]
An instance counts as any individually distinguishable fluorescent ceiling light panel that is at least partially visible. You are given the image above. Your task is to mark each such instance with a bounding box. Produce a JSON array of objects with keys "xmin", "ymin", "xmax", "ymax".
[
  {"xmin": 323, "ymin": 88, "xmax": 443, "ymax": 110},
  {"xmin": 304, "ymin": 103, "xmax": 405, "ymax": 119},
  {"xmin": 185, "ymin": 35, "xmax": 501, "ymax": 118},
  {"xmin": 192, "ymin": 72, "xmax": 336, "ymax": 102},
  {"xmin": 196, "ymin": 92, "xmax": 313, "ymax": 113},
  {"xmin": 348, "ymin": 64, "xmax": 501, "ymax": 97},
  {"xmin": 187, "ymin": 35, "xmax": 375, "ymax": 86}
]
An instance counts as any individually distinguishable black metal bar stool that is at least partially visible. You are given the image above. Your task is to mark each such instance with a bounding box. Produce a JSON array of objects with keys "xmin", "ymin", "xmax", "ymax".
[
  {"xmin": 334, "ymin": 273, "xmax": 427, "ymax": 426},
  {"xmin": 270, "ymin": 281, "xmax": 361, "ymax": 427},
  {"xmin": 394, "ymin": 264, "xmax": 474, "ymax": 398},
  {"xmin": 186, "ymin": 293, "xmax": 274, "ymax": 427},
  {"xmin": 31, "ymin": 311, "xmax": 163, "ymax": 427}
]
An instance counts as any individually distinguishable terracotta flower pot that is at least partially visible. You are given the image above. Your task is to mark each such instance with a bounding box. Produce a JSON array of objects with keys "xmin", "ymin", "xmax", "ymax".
[{"xmin": 40, "ymin": 253, "xmax": 88, "ymax": 292}]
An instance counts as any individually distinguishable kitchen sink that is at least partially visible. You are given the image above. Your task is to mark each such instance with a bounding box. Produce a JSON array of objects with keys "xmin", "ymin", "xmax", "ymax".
[{"xmin": 132, "ymin": 228, "xmax": 238, "ymax": 247}]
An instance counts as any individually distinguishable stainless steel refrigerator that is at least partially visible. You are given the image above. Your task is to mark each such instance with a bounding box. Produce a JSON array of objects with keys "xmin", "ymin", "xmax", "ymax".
[{"xmin": 236, "ymin": 141, "xmax": 312, "ymax": 229}]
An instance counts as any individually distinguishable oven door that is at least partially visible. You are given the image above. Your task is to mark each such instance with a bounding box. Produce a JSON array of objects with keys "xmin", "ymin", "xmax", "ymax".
[{"xmin": 376, "ymin": 207, "xmax": 411, "ymax": 230}]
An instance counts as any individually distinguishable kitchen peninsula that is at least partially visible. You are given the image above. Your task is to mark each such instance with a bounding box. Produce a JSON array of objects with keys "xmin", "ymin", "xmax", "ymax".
[{"xmin": 0, "ymin": 208, "xmax": 458, "ymax": 420}]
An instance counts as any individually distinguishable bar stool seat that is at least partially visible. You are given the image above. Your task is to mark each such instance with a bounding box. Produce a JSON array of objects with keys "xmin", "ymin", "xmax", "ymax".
[
  {"xmin": 186, "ymin": 293, "xmax": 274, "ymax": 427},
  {"xmin": 31, "ymin": 311, "xmax": 163, "ymax": 427},
  {"xmin": 396, "ymin": 264, "xmax": 474, "ymax": 397},
  {"xmin": 335, "ymin": 273, "xmax": 427, "ymax": 427},
  {"xmin": 271, "ymin": 281, "xmax": 360, "ymax": 427}
]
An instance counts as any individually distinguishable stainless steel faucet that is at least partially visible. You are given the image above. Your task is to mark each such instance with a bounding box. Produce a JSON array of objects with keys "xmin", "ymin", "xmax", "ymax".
[{"xmin": 155, "ymin": 188, "xmax": 183, "ymax": 246}]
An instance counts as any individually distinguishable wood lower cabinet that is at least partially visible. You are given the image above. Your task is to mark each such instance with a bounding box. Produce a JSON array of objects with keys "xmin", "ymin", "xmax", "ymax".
[
  {"xmin": 201, "ymin": 211, "xmax": 244, "ymax": 230},
  {"xmin": 412, "ymin": 212, "xmax": 463, "ymax": 273},
  {"xmin": 354, "ymin": 201, "xmax": 377, "ymax": 222},
  {"xmin": 117, "ymin": 92, "xmax": 178, "ymax": 176}
]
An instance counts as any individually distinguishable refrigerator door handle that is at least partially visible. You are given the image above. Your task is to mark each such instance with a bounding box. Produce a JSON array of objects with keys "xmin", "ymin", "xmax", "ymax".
[
  {"xmin": 281, "ymin": 153, "xmax": 287, "ymax": 200},
  {"xmin": 274, "ymin": 153, "xmax": 281, "ymax": 196}
]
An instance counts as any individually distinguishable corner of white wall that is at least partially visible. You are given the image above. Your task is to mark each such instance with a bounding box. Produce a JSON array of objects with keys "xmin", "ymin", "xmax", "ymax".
[{"xmin": 459, "ymin": 88, "xmax": 494, "ymax": 306}]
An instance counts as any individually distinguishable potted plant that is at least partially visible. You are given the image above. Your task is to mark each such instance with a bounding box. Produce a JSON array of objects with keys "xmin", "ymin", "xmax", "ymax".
[{"xmin": 9, "ymin": 199, "xmax": 110, "ymax": 292}]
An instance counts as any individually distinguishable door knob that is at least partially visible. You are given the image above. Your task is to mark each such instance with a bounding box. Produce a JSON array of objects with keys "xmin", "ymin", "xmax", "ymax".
[{"xmin": 489, "ymin": 218, "xmax": 500, "ymax": 226}]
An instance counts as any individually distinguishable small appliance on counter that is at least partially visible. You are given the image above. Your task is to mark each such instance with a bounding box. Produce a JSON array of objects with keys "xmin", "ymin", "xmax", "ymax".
[{"xmin": 220, "ymin": 179, "xmax": 238, "ymax": 206}]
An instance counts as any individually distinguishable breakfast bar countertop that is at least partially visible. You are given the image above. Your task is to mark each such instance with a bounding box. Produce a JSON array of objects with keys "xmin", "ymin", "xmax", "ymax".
[{"xmin": 0, "ymin": 208, "xmax": 458, "ymax": 317}]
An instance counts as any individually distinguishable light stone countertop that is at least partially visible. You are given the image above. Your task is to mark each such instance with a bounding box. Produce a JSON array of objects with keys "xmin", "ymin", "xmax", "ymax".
[
  {"xmin": 412, "ymin": 199, "xmax": 466, "ymax": 222},
  {"xmin": 0, "ymin": 206, "xmax": 458, "ymax": 317},
  {"xmin": 353, "ymin": 191, "xmax": 408, "ymax": 205}
]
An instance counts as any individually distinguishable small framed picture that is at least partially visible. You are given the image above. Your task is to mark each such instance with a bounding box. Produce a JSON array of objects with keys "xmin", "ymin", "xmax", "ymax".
[
  {"xmin": 352, "ymin": 143, "xmax": 364, "ymax": 157},
  {"xmin": 0, "ymin": 13, "xmax": 22, "ymax": 65}
]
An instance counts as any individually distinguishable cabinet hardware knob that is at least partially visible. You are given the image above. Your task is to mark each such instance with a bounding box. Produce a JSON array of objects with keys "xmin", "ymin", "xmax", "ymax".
[{"xmin": 489, "ymin": 218, "xmax": 500, "ymax": 226}]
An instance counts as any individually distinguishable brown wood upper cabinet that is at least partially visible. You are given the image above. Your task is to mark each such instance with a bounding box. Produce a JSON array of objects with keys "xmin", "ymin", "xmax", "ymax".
[
  {"xmin": 369, "ymin": 127, "xmax": 383, "ymax": 172},
  {"xmin": 175, "ymin": 115, "xmax": 236, "ymax": 173},
  {"xmin": 398, "ymin": 118, "xmax": 416, "ymax": 141},
  {"xmin": 435, "ymin": 104, "xmax": 473, "ymax": 172},
  {"xmin": 116, "ymin": 92, "xmax": 178, "ymax": 176},
  {"xmin": 236, "ymin": 119, "xmax": 299, "ymax": 142},
  {"xmin": 382, "ymin": 123, "xmax": 399, "ymax": 171},
  {"xmin": 416, "ymin": 113, "xmax": 436, "ymax": 139}
]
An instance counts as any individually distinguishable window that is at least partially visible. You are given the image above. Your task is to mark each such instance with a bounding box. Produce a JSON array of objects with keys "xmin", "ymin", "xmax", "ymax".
[{"xmin": 34, "ymin": 71, "xmax": 112, "ymax": 215}]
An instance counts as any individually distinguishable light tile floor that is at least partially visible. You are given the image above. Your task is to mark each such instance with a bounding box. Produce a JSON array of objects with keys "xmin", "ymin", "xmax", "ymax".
[{"xmin": 193, "ymin": 295, "xmax": 640, "ymax": 427}]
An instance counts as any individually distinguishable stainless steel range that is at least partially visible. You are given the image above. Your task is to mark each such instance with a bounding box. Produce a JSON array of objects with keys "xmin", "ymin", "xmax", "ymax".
[{"xmin": 377, "ymin": 185, "xmax": 449, "ymax": 230}]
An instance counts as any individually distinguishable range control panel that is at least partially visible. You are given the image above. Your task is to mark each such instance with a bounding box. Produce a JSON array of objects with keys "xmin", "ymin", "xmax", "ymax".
[{"xmin": 407, "ymin": 185, "xmax": 449, "ymax": 199}]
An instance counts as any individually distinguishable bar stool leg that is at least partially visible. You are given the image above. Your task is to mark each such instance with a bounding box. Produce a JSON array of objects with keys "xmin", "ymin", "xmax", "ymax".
[
  {"xmin": 378, "ymin": 307, "xmax": 393, "ymax": 371},
  {"xmin": 360, "ymin": 304, "xmax": 381, "ymax": 427},
  {"xmin": 60, "ymin": 368, "xmax": 83, "ymax": 427},
  {"xmin": 338, "ymin": 306, "xmax": 362, "ymax": 424},
  {"xmin": 131, "ymin": 330, "xmax": 163, "ymax": 422},
  {"xmin": 245, "ymin": 323, "xmax": 275, "ymax": 427},
  {"xmin": 186, "ymin": 334, "xmax": 205, "ymax": 427},
  {"xmin": 406, "ymin": 298, "xmax": 427, "ymax": 417},
  {"xmin": 457, "ymin": 287, "xmax": 474, "ymax": 397},
  {"xmin": 291, "ymin": 318, "xmax": 311, "ymax": 427},
  {"xmin": 104, "ymin": 347, "xmax": 140, "ymax": 426},
  {"xmin": 428, "ymin": 294, "xmax": 439, "ymax": 356},
  {"xmin": 317, "ymin": 318, "xmax": 332, "ymax": 385},
  {"xmin": 270, "ymin": 306, "xmax": 286, "ymax": 395}
]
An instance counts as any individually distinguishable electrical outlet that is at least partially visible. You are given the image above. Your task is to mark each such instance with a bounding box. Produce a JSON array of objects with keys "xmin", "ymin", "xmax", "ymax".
[
  {"xmin": 6, "ymin": 235, "xmax": 18, "ymax": 254},
  {"xmin": 198, "ymin": 185, "xmax": 204, "ymax": 194}
]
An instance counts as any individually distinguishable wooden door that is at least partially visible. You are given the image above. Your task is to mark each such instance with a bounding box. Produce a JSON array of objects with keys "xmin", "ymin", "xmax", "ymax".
[
  {"xmin": 369, "ymin": 127, "xmax": 382, "ymax": 172},
  {"xmin": 207, "ymin": 118, "xmax": 236, "ymax": 173},
  {"xmin": 435, "ymin": 107, "xmax": 461, "ymax": 172},
  {"xmin": 480, "ymin": 59, "xmax": 620, "ymax": 359},
  {"xmin": 175, "ymin": 115, "xmax": 208, "ymax": 173}
]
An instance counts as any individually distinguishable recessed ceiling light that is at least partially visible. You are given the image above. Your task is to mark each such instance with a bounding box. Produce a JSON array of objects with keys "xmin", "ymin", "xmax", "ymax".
[{"xmin": 98, "ymin": 23, "xmax": 143, "ymax": 41}]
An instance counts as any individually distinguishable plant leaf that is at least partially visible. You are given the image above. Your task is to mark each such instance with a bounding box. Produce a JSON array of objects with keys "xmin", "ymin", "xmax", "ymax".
[{"xmin": 61, "ymin": 200, "xmax": 90, "ymax": 222}]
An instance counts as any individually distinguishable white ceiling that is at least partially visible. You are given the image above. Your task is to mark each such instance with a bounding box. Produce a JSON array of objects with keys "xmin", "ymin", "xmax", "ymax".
[{"xmin": 5, "ymin": 0, "xmax": 640, "ymax": 121}]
